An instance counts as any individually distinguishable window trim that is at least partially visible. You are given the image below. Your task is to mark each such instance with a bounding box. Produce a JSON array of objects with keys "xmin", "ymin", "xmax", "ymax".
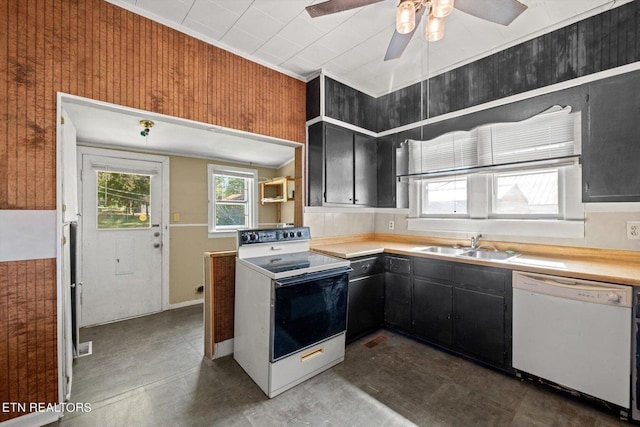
[{"xmin": 207, "ymin": 164, "xmax": 258, "ymax": 238}]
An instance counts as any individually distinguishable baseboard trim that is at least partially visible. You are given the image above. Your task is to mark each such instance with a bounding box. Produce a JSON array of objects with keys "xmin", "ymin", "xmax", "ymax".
[
  {"xmin": 167, "ymin": 299, "xmax": 204, "ymax": 310},
  {"xmin": 214, "ymin": 338, "xmax": 234, "ymax": 359}
]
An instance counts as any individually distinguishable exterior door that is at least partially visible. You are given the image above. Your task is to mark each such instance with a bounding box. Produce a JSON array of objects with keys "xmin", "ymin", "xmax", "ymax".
[{"xmin": 80, "ymin": 153, "xmax": 164, "ymax": 326}]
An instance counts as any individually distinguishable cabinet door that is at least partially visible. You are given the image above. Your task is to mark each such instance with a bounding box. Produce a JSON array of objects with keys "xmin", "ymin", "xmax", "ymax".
[
  {"xmin": 325, "ymin": 125, "xmax": 354, "ymax": 204},
  {"xmin": 347, "ymin": 274, "xmax": 384, "ymax": 343},
  {"xmin": 584, "ymin": 71, "xmax": 640, "ymax": 202},
  {"xmin": 384, "ymin": 272, "xmax": 412, "ymax": 332},
  {"xmin": 354, "ymin": 134, "xmax": 377, "ymax": 206},
  {"xmin": 413, "ymin": 278, "xmax": 453, "ymax": 345},
  {"xmin": 454, "ymin": 288, "xmax": 505, "ymax": 366},
  {"xmin": 377, "ymin": 136, "xmax": 396, "ymax": 208}
]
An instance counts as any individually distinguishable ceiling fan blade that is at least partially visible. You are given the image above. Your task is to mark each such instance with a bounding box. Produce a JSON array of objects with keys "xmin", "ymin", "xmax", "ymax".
[
  {"xmin": 306, "ymin": 0, "xmax": 384, "ymax": 18},
  {"xmin": 384, "ymin": 12, "xmax": 423, "ymax": 61},
  {"xmin": 454, "ymin": 0, "xmax": 527, "ymax": 26}
]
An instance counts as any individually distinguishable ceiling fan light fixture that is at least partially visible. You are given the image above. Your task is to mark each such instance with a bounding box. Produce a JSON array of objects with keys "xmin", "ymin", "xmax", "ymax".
[
  {"xmin": 431, "ymin": 0, "xmax": 454, "ymax": 18},
  {"xmin": 396, "ymin": 1, "xmax": 416, "ymax": 35},
  {"xmin": 426, "ymin": 15, "xmax": 445, "ymax": 41}
]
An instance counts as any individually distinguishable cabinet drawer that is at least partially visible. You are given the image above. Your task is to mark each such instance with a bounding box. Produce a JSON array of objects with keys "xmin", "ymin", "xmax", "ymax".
[
  {"xmin": 349, "ymin": 256, "xmax": 383, "ymax": 279},
  {"xmin": 385, "ymin": 256, "xmax": 410, "ymax": 275},
  {"xmin": 413, "ymin": 258, "xmax": 453, "ymax": 282},
  {"xmin": 454, "ymin": 265, "xmax": 507, "ymax": 293}
]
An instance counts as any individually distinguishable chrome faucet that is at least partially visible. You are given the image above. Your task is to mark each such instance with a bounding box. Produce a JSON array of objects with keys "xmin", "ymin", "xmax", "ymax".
[{"xmin": 470, "ymin": 234, "xmax": 482, "ymax": 249}]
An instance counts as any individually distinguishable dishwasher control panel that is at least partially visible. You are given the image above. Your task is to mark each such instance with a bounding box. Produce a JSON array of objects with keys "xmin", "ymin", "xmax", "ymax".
[{"xmin": 513, "ymin": 272, "xmax": 632, "ymax": 307}]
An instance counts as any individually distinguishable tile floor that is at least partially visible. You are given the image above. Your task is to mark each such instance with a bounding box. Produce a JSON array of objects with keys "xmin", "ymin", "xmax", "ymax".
[{"xmin": 52, "ymin": 304, "xmax": 628, "ymax": 426}]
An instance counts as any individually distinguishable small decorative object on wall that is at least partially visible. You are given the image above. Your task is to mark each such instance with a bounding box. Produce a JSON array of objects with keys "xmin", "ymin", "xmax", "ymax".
[{"xmin": 139, "ymin": 119, "xmax": 154, "ymax": 137}]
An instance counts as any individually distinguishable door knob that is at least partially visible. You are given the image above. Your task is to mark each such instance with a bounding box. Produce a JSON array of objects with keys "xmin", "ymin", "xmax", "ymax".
[
  {"xmin": 153, "ymin": 243, "xmax": 161, "ymax": 248},
  {"xmin": 154, "ymin": 232, "xmax": 160, "ymax": 237}
]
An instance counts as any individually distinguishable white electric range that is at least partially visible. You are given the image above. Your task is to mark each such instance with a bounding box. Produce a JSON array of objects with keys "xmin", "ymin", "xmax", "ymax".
[{"xmin": 234, "ymin": 227, "xmax": 351, "ymax": 398}]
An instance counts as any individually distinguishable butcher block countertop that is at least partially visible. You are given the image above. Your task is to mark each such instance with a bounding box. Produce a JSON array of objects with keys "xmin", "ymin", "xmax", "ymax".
[{"xmin": 310, "ymin": 233, "xmax": 640, "ymax": 286}]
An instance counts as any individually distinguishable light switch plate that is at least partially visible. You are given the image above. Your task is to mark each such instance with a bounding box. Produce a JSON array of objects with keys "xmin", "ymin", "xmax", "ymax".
[{"xmin": 626, "ymin": 221, "xmax": 640, "ymax": 239}]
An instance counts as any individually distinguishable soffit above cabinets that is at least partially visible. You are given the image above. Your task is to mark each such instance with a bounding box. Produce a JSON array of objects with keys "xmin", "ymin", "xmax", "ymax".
[{"xmin": 108, "ymin": 0, "xmax": 629, "ymax": 96}]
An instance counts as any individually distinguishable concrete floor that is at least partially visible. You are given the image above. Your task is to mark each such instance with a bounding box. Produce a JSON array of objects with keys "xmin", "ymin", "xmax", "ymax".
[{"xmin": 53, "ymin": 304, "xmax": 628, "ymax": 426}]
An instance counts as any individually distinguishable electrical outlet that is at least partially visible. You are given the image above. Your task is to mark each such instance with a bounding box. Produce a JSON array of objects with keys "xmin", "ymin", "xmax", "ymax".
[
  {"xmin": 627, "ymin": 222, "xmax": 640, "ymax": 240},
  {"xmin": 388, "ymin": 220, "xmax": 395, "ymax": 230}
]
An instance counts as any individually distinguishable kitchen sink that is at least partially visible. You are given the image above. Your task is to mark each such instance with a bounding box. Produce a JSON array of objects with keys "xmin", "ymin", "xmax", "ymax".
[
  {"xmin": 457, "ymin": 249, "xmax": 520, "ymax": 261},
  {"xmin": 418, "ymin": 246, "xmax": 469, "ymax": 256}
]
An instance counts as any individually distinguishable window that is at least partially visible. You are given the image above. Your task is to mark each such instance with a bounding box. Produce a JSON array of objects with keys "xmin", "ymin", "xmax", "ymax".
[
  {"xmin": 96, "ymin": 171, "xmax": 151, "ymax": 229},
  {"xmin": 407, "ymin": 106, "xmax": 584, "ymax": 238},
  {"xmin": 422, "ymin": 177, "xmax": 468, "ymax": 216},
  {"xmin": 492, "ymin": 169, "xmax": 558, "ymax": 216},
  {"xmin": 208, "ymin": 165, "xmax": 257, "ymax": 236}
]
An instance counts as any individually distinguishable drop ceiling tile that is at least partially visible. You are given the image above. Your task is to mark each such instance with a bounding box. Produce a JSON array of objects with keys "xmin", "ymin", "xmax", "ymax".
[
  {"xmin": 295, "ymin": 42, "xmax": 341, "ymax": 67},
  {"xmin": 221, "ymin": 27, "xmax": 265, "ymax": 54},
  {"xmin": 253, "ymin": 1, "xmax": 313, "ymax": 23},
  {"xmin": 183, "ymin": 17, "xmax": 225, "ymax": 40},
  {"xmin": 136, "ymin": 0, "xmax": 194, "ymax": 22},
  {"xmin": 186, "ymin": 0, "xmax": 241, "ymax": 35},
  {"xmin": 280, "ymin": 55, "xmax": 318, "ymax": 76},
  {"xmin": 278, "ymin": 14, "xmax": 326, "ymax": 47},
  {"xmin": 231, "ymin": 7, "xmax": 285, "ymax": 48},
  {"xmin": 205, "ymin": 0, "xmax": 253, "ymax": 15},
  {"xmin": 256, "ymin": 35, "xmax": 304, "ymax": 63}
]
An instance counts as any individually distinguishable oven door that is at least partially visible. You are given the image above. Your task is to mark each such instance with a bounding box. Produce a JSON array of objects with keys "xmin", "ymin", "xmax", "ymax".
[{"xmin": 271, "ymin": 267, "xmax": 350, "ymax": 362}]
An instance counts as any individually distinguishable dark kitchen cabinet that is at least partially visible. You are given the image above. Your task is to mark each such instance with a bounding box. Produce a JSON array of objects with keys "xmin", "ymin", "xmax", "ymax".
[
  {"xmin": 412, "ymin": 258, "xmax": 454, "ymax": 346},
  {"xmin": 325, "ymin": 125, "xmax": 354, "ymax": 204},
  {"xmin": 584, "ymin": 70, "xmax": 640, "ymax": 202},
  {"xmin": 384, "ymin": 256, "xmax": 411, "ymax": 332},
  {"xmin": 347, "ymin": 256, "xmax": 384, "ymax": 343},
  {"xmin": 453, "ymin": 264, "xmax": 512, "ymax": 369},
  {"xmin": 307, "ymin": 122, "xmax": 378, "ymax": 206},
  {"xmin": 376, "ymin": 136, "xmax": 396, "ymax": 208}
]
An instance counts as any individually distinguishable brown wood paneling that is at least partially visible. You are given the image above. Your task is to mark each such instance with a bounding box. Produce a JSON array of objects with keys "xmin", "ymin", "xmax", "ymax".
[
  {"xmin": 0, "ymin": 0, "xmax": 306, "ymax": 421},
  {"xmin": 0, "ymin": 0, "xmax": 305, "ymax": 210},
  {"xmin": 0, "ymin": 259, "xmax": 57, "ymax": 422},
  {"xmin": 204, "ymin": 251, "xmax": 236, "ymax": 359}
]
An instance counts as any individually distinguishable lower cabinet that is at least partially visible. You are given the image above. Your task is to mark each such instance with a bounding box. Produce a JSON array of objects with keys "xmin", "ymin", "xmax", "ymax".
[
  {"xmin": 387, "ymin": 256, "xmax": 512, "ymax": 371},
  {"xmin": 347, "ymin": 256, "xmax": 384, "ymax": 343},
  {"xmin": 384, "ymin": 255, "xmax": 412, "ymax": 333}
]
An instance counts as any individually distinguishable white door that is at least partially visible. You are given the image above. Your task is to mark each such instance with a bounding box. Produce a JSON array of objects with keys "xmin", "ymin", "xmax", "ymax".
[{"xmin": 80, "ymin": 153, "xmax": 165, "ymax": 326}]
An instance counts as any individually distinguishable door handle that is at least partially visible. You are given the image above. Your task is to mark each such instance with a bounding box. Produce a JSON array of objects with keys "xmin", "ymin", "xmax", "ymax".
[
  {"xmin": 153, "ymin": 232, "xmax": 160, "ymax": 237},
  {"xmin": 153, "ymin": 243, "xmax": 161, "ymax": 248}
]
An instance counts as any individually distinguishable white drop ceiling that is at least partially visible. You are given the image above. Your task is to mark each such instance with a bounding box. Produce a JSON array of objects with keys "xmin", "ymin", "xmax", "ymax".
[{"xmin": 107, "ymin": 0, "xmax": 628, "ymax": 97}]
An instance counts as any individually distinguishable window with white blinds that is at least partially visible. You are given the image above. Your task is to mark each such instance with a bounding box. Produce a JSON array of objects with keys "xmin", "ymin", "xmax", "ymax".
[{"xmin": 408, "ymin": 105, "xmax": 576, "ymax": 175}]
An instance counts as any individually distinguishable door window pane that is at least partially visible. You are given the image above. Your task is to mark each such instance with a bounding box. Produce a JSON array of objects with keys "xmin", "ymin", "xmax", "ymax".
[
  {"xmin": 493, "ymin": 170, "xmax": 558, "ymax": 215},
  {"xmin": 422, "ymin": 177, "xmax": 468, "ymax": 215},
  {"xmin": 97, "ymin": 171, "xmax": 151, "ymax": 229}
]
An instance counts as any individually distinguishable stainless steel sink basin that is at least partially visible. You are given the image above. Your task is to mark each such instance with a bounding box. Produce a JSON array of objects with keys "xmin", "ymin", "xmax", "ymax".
[
  {"xmin": 418, "ymin": 246, "xmax": 469, "ymax": 256},
  {"xmin": 457, "ymin": 249, "xmax": 520, "ymax": 261}
]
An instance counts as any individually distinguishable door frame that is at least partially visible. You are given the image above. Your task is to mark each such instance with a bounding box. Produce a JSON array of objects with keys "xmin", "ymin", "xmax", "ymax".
[{"xmin": 77, "ymin": 146, "xmax": 171, "ymax": 317}]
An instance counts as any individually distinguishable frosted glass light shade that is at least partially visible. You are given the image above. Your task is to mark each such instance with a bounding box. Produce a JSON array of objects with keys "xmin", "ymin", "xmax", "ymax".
[
  {"xmin": 431, "ymin": 0, "xmax": 454, "ymax": 18},
  {"xmin": 396, "ymin": 1, "xmax": 416, "ymax": 34},
  {"xmin": 427, "ymin": 16, "xmax": 445, "ymax": 41}
]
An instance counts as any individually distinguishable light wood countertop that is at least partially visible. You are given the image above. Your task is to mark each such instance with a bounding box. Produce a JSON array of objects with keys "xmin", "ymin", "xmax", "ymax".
[{"xmin": 311, "ymin": 234, "xmax": 640, "ymax": 286}]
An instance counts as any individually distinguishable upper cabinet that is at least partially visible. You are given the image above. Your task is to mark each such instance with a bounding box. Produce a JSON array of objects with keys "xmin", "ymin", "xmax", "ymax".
[
  {"xmin": 308, "ymin": 122, "xmax": 377, "ymax": 206},
  {"xmin": 583, "ymin": 70, "xmax": 640, "ymax": 202}
]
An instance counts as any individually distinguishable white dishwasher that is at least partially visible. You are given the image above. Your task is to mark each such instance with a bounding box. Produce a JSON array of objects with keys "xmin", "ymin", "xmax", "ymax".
[{"xmin": 512, "ymin": 271, "xmax": 632, "ymax": 409}]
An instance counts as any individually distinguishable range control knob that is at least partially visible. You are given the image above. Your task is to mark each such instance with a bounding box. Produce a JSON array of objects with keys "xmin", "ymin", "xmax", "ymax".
[
  {"xmin": 296, "ymin": 231, "xmax": 302, "ymax": 237},
  {"xmin": 282, "ymin": 232, "xmax": 290, "ymax": 238},
  {"xmin": 249, "ymin": 233, "xmax": 257, "ymax": 241},
  {"xmin": 607, "ymin": 292, "xmax": 621, "ymax": 303},
  {"xmin": 241, "ymin": 234, "xmax": 249, "ymax": 242}
]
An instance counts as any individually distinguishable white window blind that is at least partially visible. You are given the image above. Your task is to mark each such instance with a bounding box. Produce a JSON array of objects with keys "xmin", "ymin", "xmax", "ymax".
[
  {"xmin": 408, "ymin": 105, "xmax": 576, "ymax": 175},
  {"xmin": 479, "ymin": 105, "xmax": 575, "ymax": 165},
  {"xmin": 409, "ymin": 130, "xmax": 478, "ymax": 174}
]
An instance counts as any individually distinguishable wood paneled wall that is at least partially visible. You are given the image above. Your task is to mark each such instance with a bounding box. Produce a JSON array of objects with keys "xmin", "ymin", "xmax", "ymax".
[
  {"xmin": 0, "ymin": 0, "xmax": 306, "ymax": 421},
  {"xmin": 0, "ymin": 259, "xmax": 57, "ymax": 422},
  {"xmin": 0, "ymin": 0, "xmax": 306, "ymax": 211}
]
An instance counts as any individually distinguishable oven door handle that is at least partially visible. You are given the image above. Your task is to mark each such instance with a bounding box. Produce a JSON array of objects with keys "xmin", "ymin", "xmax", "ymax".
[{"xmin": 274, "ymin": 266, "xmax": 352, "ymax": 287}]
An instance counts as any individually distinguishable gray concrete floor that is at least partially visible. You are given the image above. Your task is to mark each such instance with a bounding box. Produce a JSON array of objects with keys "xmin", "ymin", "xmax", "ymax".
[{"xmin": 53, "ymin": 304, "xmax": 628, "ymax": 426}]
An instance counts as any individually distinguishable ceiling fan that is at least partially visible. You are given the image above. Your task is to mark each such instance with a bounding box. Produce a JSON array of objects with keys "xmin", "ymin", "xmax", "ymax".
[{"xmin": 306, "ymin": 0, "xmax": 528, "ymax": 60}]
